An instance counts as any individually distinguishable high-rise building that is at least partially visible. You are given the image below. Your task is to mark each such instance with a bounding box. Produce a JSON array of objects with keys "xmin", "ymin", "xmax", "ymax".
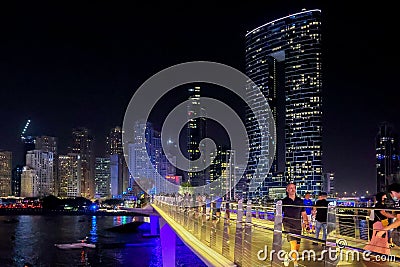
[
  {"xmin": 22, "ymin": 136, "xmax": 36, "ymax": 165},
  {"xmin": 245, "ymin": 9, "xmax": 323, "ymax": 196},
  {"xmin": 128, "ymin": 121, "xmax": 155, "ymax": 195},
  {"xmin": 376, "ymin": 122, "xmax": 400, "ymax": 193},
  {"xmin": 187, "ymin": 86, "xmax": 208, "ymax": 187},
  {"xmin": 95, "ymin": 157, "xmax": 111, "ymax": 199},
  {"xmin": 110, "ymin": 154, "xmax": 124, "ymax": 197},
  {"xmin": 209, "ymin": 146, "xmax": 239, "ymax": 200},
  {"xmin": 0, "ymin": 150, "xmax": 12, "ymax": 197},
  {"xmin": 58, "ymin": 154, "xmax": 81, "ymax": 198},
  {"xmin": 106, "ymin": 126, "xmax": 123, "ymax": 155},
  {"xmin": 12, "ymin": 165, "xmax": 23, "ymax": 196},
  {"xmin": 21, "ymin": 167, "xmax": 37, "ymax": 198},
  {"xmin": 323, "ymin": 172, "xmax": 335, "ymax": 196},
  {"xmin": 36, "ymin": 136, "xmax": 59, "ymax": 195},
  {"xmin": 105, "ymin": 126, "xmax": 129, "ymax": 198},
  {"xmin": 128, "ymin": 120, "xmax": 176, "ymax": 195},
  {"xmin": 24, "ymin": 150, "xmax": 54, "ymax": 197},
  {"xmin": 70, "ymin": 127, "xmax": 95, "ymax": 199},
  {"xmin": 36, "ymin": 136, "xmax": 58, "ymax": 154}
]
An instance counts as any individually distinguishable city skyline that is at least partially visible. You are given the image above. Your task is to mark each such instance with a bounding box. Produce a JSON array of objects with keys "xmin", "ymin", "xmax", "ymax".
[{"xmin": 1, "ymin": 2, "xmax": 399, "ymax": 195}]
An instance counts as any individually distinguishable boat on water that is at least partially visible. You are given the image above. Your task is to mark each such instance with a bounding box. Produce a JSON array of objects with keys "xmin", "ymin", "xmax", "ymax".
[
  {"xmin": 55, "ymin": 237, "xmax": 96, "ymax": 249},
  {"xmin": 54, "ymin": 242, "xmax": 96, "ymax": 249}
]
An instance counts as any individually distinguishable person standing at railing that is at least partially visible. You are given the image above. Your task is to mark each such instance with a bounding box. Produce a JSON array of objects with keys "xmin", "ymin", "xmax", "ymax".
[
  {"xmin": 369, "ymin": 192, "xmax": 395, "ymax": 240},
  {"xmin": 376, "ymin": 183, "xmax": 400, "ymax": 247},
  {"xmin": 282, "ymin": 182, "xmax": 309, "ymax": 267},
  {"xmin": 313, "ymin": 192, "xmax": 329, "ymax": 244},
  {"xmin": 364, "ymin": 191, "xmax": 397, "ymax": 255}
]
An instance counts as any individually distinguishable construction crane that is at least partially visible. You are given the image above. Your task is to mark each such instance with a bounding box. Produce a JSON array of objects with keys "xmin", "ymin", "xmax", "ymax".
[{"xmin": 20, "ymin": 119, "xmax": 31, "ymax": 140}]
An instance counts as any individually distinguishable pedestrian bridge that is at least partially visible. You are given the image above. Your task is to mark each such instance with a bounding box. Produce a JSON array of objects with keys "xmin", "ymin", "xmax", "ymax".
[{"xmin": 150, "ymin": 196, "xmax": 400, "ymax": 267}]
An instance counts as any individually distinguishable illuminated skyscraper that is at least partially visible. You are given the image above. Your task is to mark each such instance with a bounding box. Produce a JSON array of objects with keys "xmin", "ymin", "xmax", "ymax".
[
  {"xmin": 187, "ymin": 86, "xmax": 208, "ymax": 187},
  {"xmin": 245, "ymin": 9, "xmax": 323, "ymax": 196},
  {"xmin": 323, "ymin": 172, "xmax": 335, "ymax": 196},
  {"xmin": 376, "ymin": 122, "xmax": 400, "ymax": 193},
  {"xmin": 71, "ymin": 127, "xmax": 95, "ymax": 199},
  {"xmin": 0, "ymin": 150, "xmax": 12, "ymax": 197},
  {"xmin": 36, "ymin": 136, "xmax": 59, "ymax": 195},
  {"xmin": 25, "ymin": 150, "xmax": 54, "ymax": 197},
  {"xmin": 128, "ymin": 121, "xmax": 160, "ymax": 195},
  {"xmin": 12, "ymin": 165, "xmax": 22, "ymax": 196},
  {"xmin": 58, "ymin": 154, "xmax": 81, "ymax": 198},
  {"xmin": 209, "ymin": 146, "xmax": 239, "ymax": 200},
  {"xmin": 106, "ymin": 126, "xmax": 123, "ymax": 155},
  {"xmin": 95, "ymin": 157, "xmax": 111, "ymax": 199},
  {"xmin": 106, "ymin": 126, "xmax": 129, "ymax": 198}
]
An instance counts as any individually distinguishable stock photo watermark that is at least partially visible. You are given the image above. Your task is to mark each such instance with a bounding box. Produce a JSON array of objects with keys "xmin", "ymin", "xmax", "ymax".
[
  {"xmin": 122, "ymin": 61, "xmax": 276, "ymax": 202},
  {"xmin": 257, "ymin": 239, "xmax": 396, "ymax": 263}
]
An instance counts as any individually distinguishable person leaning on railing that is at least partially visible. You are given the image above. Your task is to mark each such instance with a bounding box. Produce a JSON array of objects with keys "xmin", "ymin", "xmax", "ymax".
[
  {"xmin": 374, "ymin": 192, "xmax": 395, "ymax": 226},
  {"xmin": 375, "ymin": 183, "xmax": 400, "ymax": 246}
]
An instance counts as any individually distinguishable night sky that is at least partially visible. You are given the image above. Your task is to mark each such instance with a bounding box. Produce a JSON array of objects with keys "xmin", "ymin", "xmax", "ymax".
[{"xmin": 0, "ymin": 2, "xmax": 399, "ymax": 195}]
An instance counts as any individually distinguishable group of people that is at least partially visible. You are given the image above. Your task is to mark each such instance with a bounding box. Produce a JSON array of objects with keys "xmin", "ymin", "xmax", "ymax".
[
  {"xmin": 366, "ymin": 183, "xmax": 400, "ymax": 254},
  {"xmin": 281, "ymin": 183, "xmax": 329, "ymax": 267},
  {"xmin": 281, "ymin": 182, "xmax": 400, "ymax": 266}
]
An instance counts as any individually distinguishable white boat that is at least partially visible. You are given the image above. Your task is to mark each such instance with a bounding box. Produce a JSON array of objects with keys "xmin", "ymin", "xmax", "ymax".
[{"xmin": 55, "ymin": 242, "xmax": 96, "ymax": 249}]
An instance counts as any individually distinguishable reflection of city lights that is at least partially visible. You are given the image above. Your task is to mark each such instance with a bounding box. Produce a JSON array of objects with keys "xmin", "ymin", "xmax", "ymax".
[{"xmin": 90, "ymin": 216, "xmax": 97, "ymax": 243}]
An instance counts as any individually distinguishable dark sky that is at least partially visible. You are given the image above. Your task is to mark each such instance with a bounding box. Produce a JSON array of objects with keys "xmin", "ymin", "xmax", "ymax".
[{"xmin": 0, "ymin": 2, "xmax": 399, "ymax": 195}]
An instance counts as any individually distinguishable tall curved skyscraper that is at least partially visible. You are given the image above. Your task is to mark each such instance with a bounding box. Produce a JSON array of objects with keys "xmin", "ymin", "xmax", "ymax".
[{"xmin": 245, "ymin": 9, "xmax": 323, "ymax": 197}]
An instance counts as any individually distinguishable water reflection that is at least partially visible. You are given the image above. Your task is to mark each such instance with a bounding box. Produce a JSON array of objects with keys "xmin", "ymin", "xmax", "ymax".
[
  {"xmin": 0, "ymin": 215, "xmax": 206, "ymax": 267},
  {"xmin": 90, "ymin": 216, "xmax": 97, "ymax": 243}
]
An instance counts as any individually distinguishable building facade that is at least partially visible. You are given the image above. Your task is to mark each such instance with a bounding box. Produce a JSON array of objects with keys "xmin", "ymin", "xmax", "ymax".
[
  {"xmin": 128, "ymin": 121, "xmax": 177, "ymax": 195},
  {"xmin": 70, "ymin": 127, "xmax": 95, "ymax": 199},
  {"xmin": 11, "ymin": 165, "xmax": 22, "ymax": 196},
  {"xmin": 21, "ymin": 167, "xmax": 37, "ymax": 198},
  {"xmin": 323, "ymin": 172, "xmax": 335, "ymax": 196},
  {"xmin": 58, "ymin": 154, "xmax": 81, "ymax": 198},
  {"xmin": 187, "ymin": 86, "xmax": 208, "ymax": 187},
  {"xmin": 0, "ymin": 150, "xmax": 12, "ymax": 197},
  {"xmin": 36, "ymin": 136, "xmax": 59, "ymax": 195},
  {"xmin": 376, "ymin": 122, "xmax": 400, "ymax": 193},
  {"xmin": 95, "ymin": 157, "xmax": 111, "ymax": 199},
  {"xmin": 106, "ymin": 126, "xmax": 123, "ymax": 155},
  {"xmin": 245, "ymin": 9, "xmax": 323, "ymax": 196},
  {"xmin": 25, "ymin": 150, "xmax": 54, "ymax": 197}
]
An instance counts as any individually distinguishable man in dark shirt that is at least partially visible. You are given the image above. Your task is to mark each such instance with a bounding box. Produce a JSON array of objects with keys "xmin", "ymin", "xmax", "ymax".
[
  {"xmin": 313, "ymin": 192, "xmax": 329, "ymax": 243},
  {"xmin": 282, "ymin": 183, "xmax": 308, "ymax": 267}
]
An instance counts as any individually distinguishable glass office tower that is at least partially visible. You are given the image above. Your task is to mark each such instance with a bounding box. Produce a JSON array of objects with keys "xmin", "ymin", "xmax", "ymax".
[{"xmin": 245, "ymin": 9, "xmax": 323, "ymax": 196}]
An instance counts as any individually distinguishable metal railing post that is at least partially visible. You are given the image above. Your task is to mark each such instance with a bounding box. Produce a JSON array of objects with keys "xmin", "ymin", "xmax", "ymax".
[
  {"xmin": 243, "ymin": 200, "xmax": 252, "ymax": 267},
  {"xmin": 324, "ymin": 205, "xmax": 339, "ymax": 267},
  {"xmin": 271, "ymin": 200, "xmax": 282, "ymax": 267},
  {"xmin": 234, "ymin": 199, "xmax": 244, "ymax": 266},
  {"xmin": 222, "ymin": 203, "xmax": 231, "ymax": 259}
]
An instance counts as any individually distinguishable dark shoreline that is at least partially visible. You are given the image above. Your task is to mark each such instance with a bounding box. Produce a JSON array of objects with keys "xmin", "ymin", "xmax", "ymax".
[{"xmin": 0, "ymin": 209, "xmax": 142, "ymax": 216}]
